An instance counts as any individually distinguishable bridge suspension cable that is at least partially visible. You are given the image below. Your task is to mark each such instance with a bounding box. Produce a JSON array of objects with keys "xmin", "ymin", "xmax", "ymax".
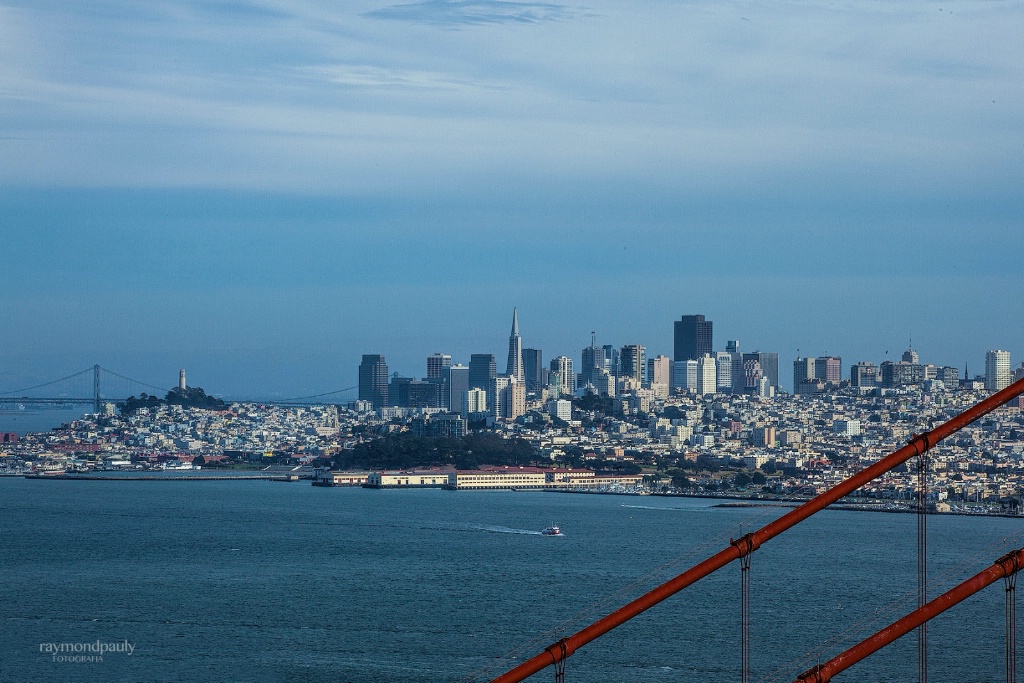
[
  {"xmin": 0, "ymin": 367, "xmax": 95, "ymax": 396},
  {"xmin": 794, "ymin": 547, "xmax": 1024, "ymax": 683},
  {"xmin": 99, "ymin": 367, "xmax": 170, "ymax": 394},
  {"xmin": 275, "ymin": 386, "xmax": 358, "ymax": 403},
  {"xmin": 487, "ymin": 375, "xmax": 1024, "ymax": 683}
]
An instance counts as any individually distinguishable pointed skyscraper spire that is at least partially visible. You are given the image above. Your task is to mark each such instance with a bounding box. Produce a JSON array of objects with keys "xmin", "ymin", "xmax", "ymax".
[{"xmin": 506, "ymin": 308, "xmax": 525, "ymax": 383}]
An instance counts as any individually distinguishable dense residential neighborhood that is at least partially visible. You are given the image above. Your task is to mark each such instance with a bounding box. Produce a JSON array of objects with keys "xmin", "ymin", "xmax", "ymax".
[{"xmin": 4, "ymin": 382, "xmax": 1024, "ymax": 514}]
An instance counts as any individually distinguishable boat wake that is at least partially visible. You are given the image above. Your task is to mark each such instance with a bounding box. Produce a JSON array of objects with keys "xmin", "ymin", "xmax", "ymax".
[
  {"xmin": 621, "ymin": 504, "xmax": 707, "ymax": 512},
  {"xmin": 465, "ymin": 523, "xmax": 543, "ymax": 535}
]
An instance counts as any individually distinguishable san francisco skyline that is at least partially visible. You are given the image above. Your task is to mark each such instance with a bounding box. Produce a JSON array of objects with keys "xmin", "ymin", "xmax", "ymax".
[{"xmin": 1, "ymin": 0, "xmax": 1021, "ymax": 396}]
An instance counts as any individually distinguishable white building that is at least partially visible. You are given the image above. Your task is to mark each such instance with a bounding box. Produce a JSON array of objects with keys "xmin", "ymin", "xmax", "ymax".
[
  {"xmin": 550, "ymin": 356, "xmax": 576, "ymax": 396},
  {"xmin": 697, "ymin": 354, "xmax": 717, "ymax": 395},
  {"xmin": 547, "ymin": 399, "xmax": 572, "ymax": 422},
  {"xmin": 464, "ymin": 387, "xmax": 487, "ymax": 416},
  {"xmin": 986, "ymin": 349, "xmax": 1011, "ymax": 392}
]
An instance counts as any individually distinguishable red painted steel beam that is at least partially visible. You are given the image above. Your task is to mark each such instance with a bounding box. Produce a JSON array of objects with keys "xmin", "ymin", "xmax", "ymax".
[
  {"xmin": 795, "ymin": 547, "xmax": 1024, "ymax": 683},
  {"xmin": 488, "ymin": 376, "xmax": 1024, "ymax": 683}
]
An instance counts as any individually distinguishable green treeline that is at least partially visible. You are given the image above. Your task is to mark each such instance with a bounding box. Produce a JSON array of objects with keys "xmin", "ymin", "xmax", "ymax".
[
  {"xmin": 120, "ymin": 387, "xmax": 227, "ymax": 415},
  {"xmin": 334, "ymin": 432, "xmax": 539, "ymax": 471}
]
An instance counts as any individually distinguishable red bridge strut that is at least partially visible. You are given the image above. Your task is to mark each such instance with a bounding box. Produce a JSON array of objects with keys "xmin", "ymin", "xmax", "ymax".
[
  {"xmin": 795, "ymin": 547, "xmax": 1024, "ymax": 683},
  {"xmin": 488, "ymin": 376, "xmax": 1024, "ymax": 683}
]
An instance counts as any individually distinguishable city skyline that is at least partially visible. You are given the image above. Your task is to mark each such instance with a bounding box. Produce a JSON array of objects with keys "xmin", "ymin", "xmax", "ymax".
[
  {"xmin": 1, "ymin": 1, "xmax": 1021, "ymax": 397},
  {"xmin": 0, "ymin": 306, "xmax": 1019, "ymax": 399}
]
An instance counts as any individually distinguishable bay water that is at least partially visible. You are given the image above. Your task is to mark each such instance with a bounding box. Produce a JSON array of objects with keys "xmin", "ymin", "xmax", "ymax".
[{"xmin": 1, "ymin": 478, "xmax": 1021, "ymax": 682}]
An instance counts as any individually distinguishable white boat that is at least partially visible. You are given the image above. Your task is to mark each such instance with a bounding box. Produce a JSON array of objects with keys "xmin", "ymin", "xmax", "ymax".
[{"xmin": 541, "ymin": 526, "xmax": 562, "ymax": 536}]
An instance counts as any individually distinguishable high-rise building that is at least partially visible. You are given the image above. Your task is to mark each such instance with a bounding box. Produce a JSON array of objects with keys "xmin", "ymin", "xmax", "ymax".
[
  {"xmin": 469, "ymin": 354, "xmax": 496, "ymax": 390},
  {"xmin": 505, "ymin": 308, "xmax": 525, "ymax": 383},
  {"xmin": 443, "ymin": 365, "xmax": 469, "ymax": 415},
  {"xmin": 851, "ymin": 362, "xmax": 878, "ymax": 388},
  {"xmin": 714, "ymin": 351, "xmax": 733, "ymax": 392},
  {"xmin": 550, "ymin": 356, "xmax": 575, "ymax": 396},
  {"xmin": 580, "ymin": 333, "xmax": 603, "ymax": 389},
  {"xmin": 464, "ymin": 387, "xmax": 487, "ymax": 417},
  {"xmin": 696, "ymin": 354, "xmax": 717, "ymax": 395},
  {"xmin": 986, "ymin": 350, "xmax": 1011, "ymax": 392},
  {"xmin": 725, "ymin": 341, "xmax": 743, "ymax": 394},
  {"xmin": 620, "ymin": 344, "xmax": 646, "ymax": 383},
  {"xmin": 793, "ymin": 357, "xmax": 815, "ymax": 392},
  {"xmin": 603, "ymin": 345, "xmax": 619, "ymax": 377},
  {"xmin": 523, "ymin": 348, "xmax": 544, "ymax": 391},
  {"xmin": 358, "ymin": 354, "xmax": 389, "ymax": 410},
  {"xmin": 426, "ymin": 353, "xmax": 452, "ymax": 380},
  {"xmin": 491, "ymin": 375, "xmax": 525, "ymax": 420},
  {"xmin": 744, "ymin": 352, "xmax": 779, "ymax": 389},
  {"xmin": 815, "ymin": 356, "xmax": 841, "ymax": 384},
  {"xmin": 674, "ymin": 314, "xmax": 713, "ymax": 362},
  {"xmin": 902, "ymin": 345, "xmax": 920, "ymax": 364},
  {"xmin": 647, "ymin": 355, "xmax": 671, "ymax": 388}
]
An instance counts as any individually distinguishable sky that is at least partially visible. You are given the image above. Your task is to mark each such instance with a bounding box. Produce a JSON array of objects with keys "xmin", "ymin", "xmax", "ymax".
[{"xmin": 0, "ymin": 0, "xmax": 1022, "ymax": 399}]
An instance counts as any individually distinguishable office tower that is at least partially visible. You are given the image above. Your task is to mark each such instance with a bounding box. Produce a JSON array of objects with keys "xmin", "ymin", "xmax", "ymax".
[
  {"xmin": 902, "ymin": 344, "xmax": 920, "ymax": 364},
  {"xmin": 505, "ymin": 308, "xmax": 525, "ymax": 383},
  {"xmin": 620, "ymin": 344, "xmax": 646, "ymax": 383},
  {"xmin": 581, "ymin": 333, "xmax": 603, "ymax": 389},
  {"xmin": 793, "ymin": 357, "xmax": 815, "ymax": 392},
  {"xmin": 743, "ymin": 358, "xmax": 763, "ymax": 393},
  {"xmin": 603, "ymin": 345, "xmax": 619, "ymax": 377},
  {"xmin": 404, "ymin": 380, "xmax": 439, "ymax": 409},
  {"xmin": 469, "ymin": 354, "xmax": 496, "ymax": 390},
  {"xmin": 881, "ymin": 360, "xmax": 924, "ymax": 387},
  {"xmin": 743, "ymin": 352, "xmax": 779, "ymax": 389},
  {"xmin": 815, "ymin": 356, "xmax": 841, "ymax": 383},
  {"xmin": 683, "ymin": 359, "xmax": 699, "ymax": 391},
  {"xmin": 714, "ymin": 351, "xmax": 733, "ymax": 392},
  {"xmin": 851, "ymin": 362, "xmax": 878, "ymax": 388},
  {"xmin": 523, "ymin": 348, "xmax": 544, "ymax": 391},
  {"xmin": 550, "ymin": 356, "xmax": 575, "ymax": 395},
  {"xmin": 647, "ymin": 355, "xmax": 671, "ymax": 388},
  {"xmin": 674, "ymin": 314, "xmax": 713, "ymax": 362},
  {"xmin": 358, "ymin": 354, "xmax": 389, "ymax": 410},
  {"xmin": 697, "ymin": 354, "xmax": 717, "ymax": 395},
  {"xmin": 491, "ymin": 375, "xmax": 525, "ymax": 419},
  {"xmin": 986, "ymin": 350, "xmax": 1011, "ymax": 391},
  {"xmin": 464, "ymin": 387, "xmax": 487, "ymax": 417},
  {"xmin": 443, "ymin": 365, "xmax": 469, "ymax": 414},
  {"xmin": 426, "ymin": 353, "xmax": 452, "ymax": 380},
  {"xmin": 937, "ymin": 366, "xmax": 959, "ymax": 390},
  {"xmin": 725, "ymin": 341, "xmax": 743, "ymax": 394}
]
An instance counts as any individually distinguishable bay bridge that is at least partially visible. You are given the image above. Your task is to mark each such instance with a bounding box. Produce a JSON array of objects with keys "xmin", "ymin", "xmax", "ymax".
[{"xmin": 0, "ymin": 365, "xmax": 357, "ymax": 413}]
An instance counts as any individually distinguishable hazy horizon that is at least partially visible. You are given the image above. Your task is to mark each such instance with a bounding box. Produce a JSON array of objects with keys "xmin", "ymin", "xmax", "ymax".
[{"xmin": 2, "ymin": 1, "xmax": 1021, "ymax": 396}]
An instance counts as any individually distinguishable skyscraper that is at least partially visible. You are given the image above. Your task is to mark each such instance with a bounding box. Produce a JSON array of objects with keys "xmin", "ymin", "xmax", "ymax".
[
  {"xmin": 647, "ymin": 355, "xmax": 671, "ymax": 387},
  {"xmin": 986, "ymin": 350, "xmax": 1011, "ymax": 392},
  {"xmin": 794, "ymin": 357, "xmax": 815, "ymax": 392},
  {"xmin": 743, "ymin": 351, "xmax": 779, "ymax": 390},
  {"xmin": 619, "ymin": 344, "xmax": 646, "ymax": 383},
  {"xmin": 426, "ymin": 353, "xmax": 452, "ymax": 380},
  {"xmin": 580, "ymin": 333, "xmax": 603, "ymax": 389},
  {"xmin": 358, "ymin": 354, "xmax": 389, "ymax": 410},
  {"xmin": 443, "ymin": 364, "xmax": 469, "ymax": 414},
  {"xmin": 674, "ymin": 315, "xmax": 713, "ymax": 363},
  {"xmin": 696, "ymin": 354, "xmax": 717, "ymax": 395},
  {"xmin": 505, "ymin": 308, "xmax": 525, "ymax": 383},
  {"xmin": 550, "ymin": 356, "xmax": 575, "ymax": 396},
  {"xmin": 469, "ymin": 354, "xmax": 496, "ymax": 390},
  {"xmin": 523, "ymin": 348, "xmax": 544, "ymax": 391},
  {"xmin": 815, "ymin": 356, "xmax": 842, "ymax": 384}
]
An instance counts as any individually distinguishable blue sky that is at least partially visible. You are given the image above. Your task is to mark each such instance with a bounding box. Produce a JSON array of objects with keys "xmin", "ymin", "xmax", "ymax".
[{"xmin": 1, "ymin": 0, "xmax": 1021, "ymax": 397}]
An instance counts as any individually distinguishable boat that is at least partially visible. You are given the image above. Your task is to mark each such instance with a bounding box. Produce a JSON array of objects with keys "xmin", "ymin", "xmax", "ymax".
[{"xmin": 541, "ymin": 525, "xmax": 562, "ymax": 536}]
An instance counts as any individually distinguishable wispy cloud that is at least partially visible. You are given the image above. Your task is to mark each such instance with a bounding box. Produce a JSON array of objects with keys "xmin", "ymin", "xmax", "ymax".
[
  {"xmin": 364, "ymin": 0, "xmax": 572, "ymax": 26},
  {"xmin": 303, "ymin": 64, "xmax": 503, "ymax": 91}
]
